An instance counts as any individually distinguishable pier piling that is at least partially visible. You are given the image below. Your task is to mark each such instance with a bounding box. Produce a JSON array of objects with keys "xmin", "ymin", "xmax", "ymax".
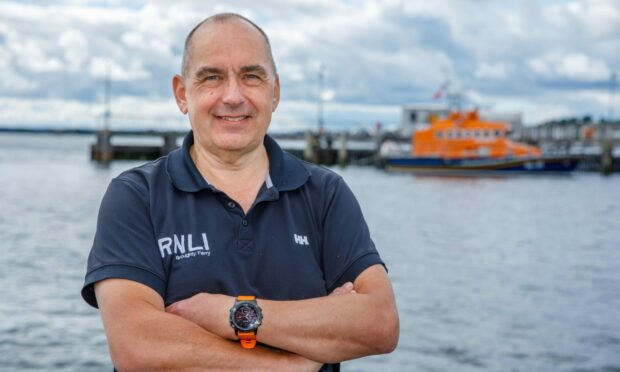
[
  {"xmin": 338, "ymin": 132, "xmax": 348, "ymax": 168},
  {"xmin": 161, "ymin": 131, "xmax": 179, "ymax": 156},
  {"xmin": 92, "ymin": 130, "xmax": 113, "ymax": 162},
  {"xmin": 602, "ymin": 139, "xmax": 614, "ymax": 175}
]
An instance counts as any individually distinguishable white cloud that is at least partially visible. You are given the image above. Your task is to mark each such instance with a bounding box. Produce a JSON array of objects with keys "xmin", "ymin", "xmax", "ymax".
[
  {"xmin": 528, "ymin": 53, "xmax": 611, "ymax": 81},
  {"xmin": 8, "ymin": 38, "xmax": 65, "ymax": 72},
  {"xmin": 475, "ymin": 62, "xmax": 512, "ymax": 80},
  {"xmin": 0, "ymin": 0, "xmax": 619, "ymax": 128},
  {"xmin": 0, "ymin": 97, "xmax": 97, "ymax": 127},
  {"xmin": 1, "ymin": 71, "xmax": 40, "ymax": 93},
  {"xmin": 0, "ymin": 95, "xmax": 185, "ymax": 129},
  {"xmin": 59, "ymin": 29, "xmax": 89, "ymax": 71},
  {"xmin": 88, "ymin": 57, "xmax": 151, "ymax": 81},
  {"xmin": 321, "ymin": 90, "xmax": 335, "ymax": 102}
]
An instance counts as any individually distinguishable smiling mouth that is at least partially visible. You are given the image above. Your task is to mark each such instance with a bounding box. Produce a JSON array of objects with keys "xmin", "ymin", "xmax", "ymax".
[{"xmin": 218, "ymin": 115, "xmax": 250, "ymax": 122}]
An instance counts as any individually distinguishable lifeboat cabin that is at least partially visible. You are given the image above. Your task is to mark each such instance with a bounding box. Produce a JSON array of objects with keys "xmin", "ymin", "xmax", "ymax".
[{"xmin": 413, "ymin": 111, "xmax": 540, "ymax": 160}]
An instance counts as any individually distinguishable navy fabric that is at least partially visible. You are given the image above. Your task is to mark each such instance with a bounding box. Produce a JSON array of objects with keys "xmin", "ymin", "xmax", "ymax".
[{"xmin": 82, "ymin": 131, "xmax": 383, "ymax": 370}]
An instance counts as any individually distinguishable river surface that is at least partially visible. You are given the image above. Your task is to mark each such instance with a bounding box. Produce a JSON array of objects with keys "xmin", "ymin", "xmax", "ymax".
[{"xmin": 0, "ymin": 133, "xmax": 619, "ymax": 371}]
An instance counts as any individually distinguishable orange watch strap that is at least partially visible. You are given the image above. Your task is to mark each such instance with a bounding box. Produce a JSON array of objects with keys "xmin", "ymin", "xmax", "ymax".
[
  {"xmin": 235, "ymin": 296, "xmax": 258, "ymax": 349},
  {"xmin": 237, "ymin": 331, "xmax": 257, "ymax": 349}
]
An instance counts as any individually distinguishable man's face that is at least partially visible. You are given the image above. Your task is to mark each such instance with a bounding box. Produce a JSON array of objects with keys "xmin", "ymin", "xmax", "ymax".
[{"xmin": 174, "ymin": 19, "xmax": 280, "ymax": 156}]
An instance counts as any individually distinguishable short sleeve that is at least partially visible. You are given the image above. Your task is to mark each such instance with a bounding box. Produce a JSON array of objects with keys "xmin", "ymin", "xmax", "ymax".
[
  {"xmin": 81, "ymin": 177, "xmax": 166, "ymax": 308},
  {"xmin": 321, "ymin": 177, "xmax": 384, "ymax": 292}
]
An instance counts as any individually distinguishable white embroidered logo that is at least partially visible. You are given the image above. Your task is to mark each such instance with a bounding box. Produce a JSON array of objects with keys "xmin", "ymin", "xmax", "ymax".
[
  {"xmin": 158, "ymin": 233, "xmax": 211, "ymax": 260},
  {"xmin": 294, "ymin": 234, "xmax": 309, "ymax": 246}
]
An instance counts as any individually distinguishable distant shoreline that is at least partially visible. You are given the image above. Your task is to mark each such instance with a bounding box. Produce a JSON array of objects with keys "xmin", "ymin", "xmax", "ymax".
[
  {"xmin": 0, "ymin": 127, "xmax": 97, "ymax": 135},
  {"xmin": 0, "ymin": 127, "xmax": 191, "ymax": 136}
]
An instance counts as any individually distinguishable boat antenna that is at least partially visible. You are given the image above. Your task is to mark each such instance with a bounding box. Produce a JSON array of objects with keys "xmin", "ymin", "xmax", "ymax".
[
  {"xmin": 103, "ymin": 60, "xmax": 111, "ymax": 131},
  {"xmin": 609, "ymin": 72, "xmax": 617, "ymax": 120},
  {"xmin": 447, "ymin": 92, "xmax": 463, "ymax": 112},
  {"xmin": 317, "ymin": 63, "xmax": 325, "ymax": 133}
]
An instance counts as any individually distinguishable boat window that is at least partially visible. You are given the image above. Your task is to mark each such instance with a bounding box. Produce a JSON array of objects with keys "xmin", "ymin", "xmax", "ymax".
[
  {"xmin": 463, "ymin": 131, "xmax": 470, "ymax": 138},
  {"xmin": 474, "ymin": 131, "xmax": 481, "ymax": 138},
  {"xmin": 495, "ymin": 130, "xmax": 501, "ymax": 137},
  {"xmin": 483, "ymin": 130, "xmax": 490, "ymax": 138},
  {"xmin": 436, "ymin": 131, "xmax": 443, "ymax": 139},
  {"xmin": 455, "ymin": 131, "xmax": 461, "ymax": 138}
]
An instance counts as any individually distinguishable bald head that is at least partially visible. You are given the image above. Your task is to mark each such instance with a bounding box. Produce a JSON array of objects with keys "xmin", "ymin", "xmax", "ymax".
[{"xmin": 181, "ymin": 13, "xmax": 277, "ymax": 78}]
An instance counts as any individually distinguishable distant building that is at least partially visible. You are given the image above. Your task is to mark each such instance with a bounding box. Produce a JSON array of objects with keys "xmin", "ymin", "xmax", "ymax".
[
  {"xmin": 519, "ymin": 117, "xmax": 620, "ymax": 143},
  {"xmin": 479, "ymin": 110, "xmax": 523, "ymax": 135}
]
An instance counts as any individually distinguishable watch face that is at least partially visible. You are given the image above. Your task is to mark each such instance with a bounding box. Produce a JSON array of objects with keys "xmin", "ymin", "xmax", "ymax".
[{"xmin": 233, "ymin": 303, "xmax": 260, "ymax": 331}]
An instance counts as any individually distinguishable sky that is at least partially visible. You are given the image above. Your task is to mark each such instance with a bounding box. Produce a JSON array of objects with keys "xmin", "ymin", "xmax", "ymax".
[{"xmin": 0, "ymin": 0, "xmax": 619, "ymax": 132}]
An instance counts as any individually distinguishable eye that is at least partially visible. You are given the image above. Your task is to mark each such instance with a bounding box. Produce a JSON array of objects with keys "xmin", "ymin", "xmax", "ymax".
[
  {"xmin": 199, "ymin": 75, "xmax": 222, "ymax": 88},
  {"xmin": 243, "ymin": 74, "xmax": 263, "ymax": 86}
]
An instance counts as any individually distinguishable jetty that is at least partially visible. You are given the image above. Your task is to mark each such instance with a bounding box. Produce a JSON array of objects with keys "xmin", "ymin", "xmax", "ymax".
[
  {"xmin": 88, "ymin": 129, "xmax": 381, "ymax": 167},
  {"xmin": 0, "ymin": 118, "xmax": 618, "ymax": 173}
]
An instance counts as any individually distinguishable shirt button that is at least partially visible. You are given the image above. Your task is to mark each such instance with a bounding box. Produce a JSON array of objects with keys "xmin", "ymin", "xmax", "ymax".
[
  {"xmin": 227, "ymin": 201, "xmax": 236, "ymax": 209},
  {"xmin": 242, "ymin": 219, "xmax": 248, "ymax": 227}
]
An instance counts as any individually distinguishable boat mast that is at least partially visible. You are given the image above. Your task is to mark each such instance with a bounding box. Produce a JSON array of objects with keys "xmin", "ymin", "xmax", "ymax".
[
  {"xmin": 103, "ymin": 61, "xmax": 111, "ymax": 131},
  {"xmin": 317, "ymin": 63, "xmax": 325, "ymax": 132},
  {"xmin": 609, "ymin": 72, "xmax": 617, "ymax": 120}
]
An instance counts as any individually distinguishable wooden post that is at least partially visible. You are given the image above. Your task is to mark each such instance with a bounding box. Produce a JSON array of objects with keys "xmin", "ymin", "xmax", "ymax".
[
  {"xmin": 338, "ymin": 132, "xmax": 348, "ymax": 168},
  {"xmin": 161, "ymin": 131, "xmax": 178, "ymax": 156},
  {"xmin": 602, "ymin": 139, "xmax": 614, "ymax": 175},
  {"xmin": 304, "ymin": 131, "xmax": 319, "ymax": 164},
  {"xmin": 374, "ymin": 134, "xmax": 385, "ymax": 168}
]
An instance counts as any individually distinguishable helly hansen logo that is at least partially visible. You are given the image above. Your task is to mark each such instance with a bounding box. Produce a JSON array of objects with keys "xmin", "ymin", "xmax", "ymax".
[
  {"xmin": 158, "ymin": 233, "xmax": 210, "ymax": 260},
  {"xmin": 294, "ymin": 234, "xmax": 309, "ymax": 245}
]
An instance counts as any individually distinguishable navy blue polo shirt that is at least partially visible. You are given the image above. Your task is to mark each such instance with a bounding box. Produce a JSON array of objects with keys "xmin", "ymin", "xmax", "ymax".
[{"xmin": 82, "ymin": 131, "xmax": 383, "ymax": 369}]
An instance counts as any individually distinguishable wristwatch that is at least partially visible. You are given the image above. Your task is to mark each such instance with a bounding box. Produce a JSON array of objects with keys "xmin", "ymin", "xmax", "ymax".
[{"xmin": 229, "ymin": 295, "xmax": 263, "ymax": 349}]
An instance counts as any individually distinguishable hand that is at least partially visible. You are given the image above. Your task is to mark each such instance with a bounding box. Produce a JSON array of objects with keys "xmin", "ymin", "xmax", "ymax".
[
  {"xmin": 166, "ymin": 293, "xmax": 236, "ymax": 340},
  {"xmin": 329, "ymin": 282, "xmax": 356, "ymax": 296}
]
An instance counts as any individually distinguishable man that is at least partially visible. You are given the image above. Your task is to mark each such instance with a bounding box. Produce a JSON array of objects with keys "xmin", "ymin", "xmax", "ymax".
[{"xmin": 82, "ymin": 13, "xmax": 399, "ymax": 371}]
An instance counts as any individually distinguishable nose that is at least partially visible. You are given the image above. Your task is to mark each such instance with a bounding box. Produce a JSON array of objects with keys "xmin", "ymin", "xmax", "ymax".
[{"xmin": 221, "ymin": 77, "xmax": 245, "ymax": 106}]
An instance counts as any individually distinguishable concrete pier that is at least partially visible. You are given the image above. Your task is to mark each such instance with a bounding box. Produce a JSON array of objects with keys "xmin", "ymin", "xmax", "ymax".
[
  {"xmin": 88, "ymin": 128, "xmax": 620, "ymax": 173},
  {"xmin": 89, "ymin": 130, "xmax": 377, "ymax": 166},
  {"xmin": 91, "ymin": 130, "xmax": 176, "ymax": 161}
]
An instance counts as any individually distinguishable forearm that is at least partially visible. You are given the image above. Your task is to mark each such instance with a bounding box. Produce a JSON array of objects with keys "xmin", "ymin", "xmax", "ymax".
[
  {"xmin": 106, "ymin": 303, "xmax": 291, "ymax": 370},
  {"xmin": 258, "ymin": 291, "xmax": 398, "ymax": 363},
  {"xmin": 169, "ymin": 265, "xmax": 399, "ymax": 364},
  {"xmin": 96, "ymin": 280, "xmax": 319, "ymax": 371}
]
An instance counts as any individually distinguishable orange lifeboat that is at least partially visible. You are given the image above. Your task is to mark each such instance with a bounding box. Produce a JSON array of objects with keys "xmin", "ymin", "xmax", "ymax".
[
  {"xmin": 413, "ymin": 110, "xmax": 540, "ymax": 159},
  {"xmin": 385, "ymin": 110, "xmax": 581, "ymax": 174}
]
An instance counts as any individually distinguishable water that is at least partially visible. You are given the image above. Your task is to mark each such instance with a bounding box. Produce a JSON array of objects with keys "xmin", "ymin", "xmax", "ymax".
[{"xmin": 1, "ymin": 133, "xmax": 619, "ymax": 372}]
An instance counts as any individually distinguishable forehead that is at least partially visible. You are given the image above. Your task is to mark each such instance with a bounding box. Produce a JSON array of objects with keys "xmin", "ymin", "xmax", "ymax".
[{"xmin": 188, "ymin": 19, "xmax": 271, "ymax": 72}]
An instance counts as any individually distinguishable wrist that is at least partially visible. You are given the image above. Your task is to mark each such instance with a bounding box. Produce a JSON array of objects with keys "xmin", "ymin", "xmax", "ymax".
[{"xmin": 229, "ymin": 295, "xmax": 263, "ymax": 349}]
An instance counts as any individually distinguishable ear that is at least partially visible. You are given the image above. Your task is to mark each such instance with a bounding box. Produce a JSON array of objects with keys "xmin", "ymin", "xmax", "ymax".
[
  {"xmin": 272, "ymin": 75, "xmax": 280, "ymax": 112},
  {"xmin": 172, "ymin": 74, "xmax": 188, "ymax": 114}
]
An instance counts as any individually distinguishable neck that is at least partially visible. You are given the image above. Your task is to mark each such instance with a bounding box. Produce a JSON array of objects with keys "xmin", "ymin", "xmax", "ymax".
[{"xmin": 190, "ymin": 140, "xmax": 269, "ymax": 213}]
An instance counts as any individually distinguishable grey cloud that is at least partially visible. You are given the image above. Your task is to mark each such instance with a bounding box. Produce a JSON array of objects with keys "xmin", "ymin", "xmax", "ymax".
[{"xmin": 1, "ymin": 0, "xmax": 619, "ymax": 128}]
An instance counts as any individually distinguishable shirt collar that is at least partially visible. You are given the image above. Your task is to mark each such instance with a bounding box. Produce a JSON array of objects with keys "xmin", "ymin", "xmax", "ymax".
[{"xmin": 166, "ymin": 131, "xmax": 310, "ymax": 193}]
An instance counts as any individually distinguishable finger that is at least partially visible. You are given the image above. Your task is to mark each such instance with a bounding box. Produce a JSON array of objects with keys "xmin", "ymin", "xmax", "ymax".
[{"xmin": 330, "ymin": 282, "xmax": 355, "ymax": 296}]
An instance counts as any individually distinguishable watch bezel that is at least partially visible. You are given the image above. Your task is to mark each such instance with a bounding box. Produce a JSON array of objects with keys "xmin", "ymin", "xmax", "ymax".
[{"xmin": 229, "ymin": 300, "xmax": 263, "ymax": 332}]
